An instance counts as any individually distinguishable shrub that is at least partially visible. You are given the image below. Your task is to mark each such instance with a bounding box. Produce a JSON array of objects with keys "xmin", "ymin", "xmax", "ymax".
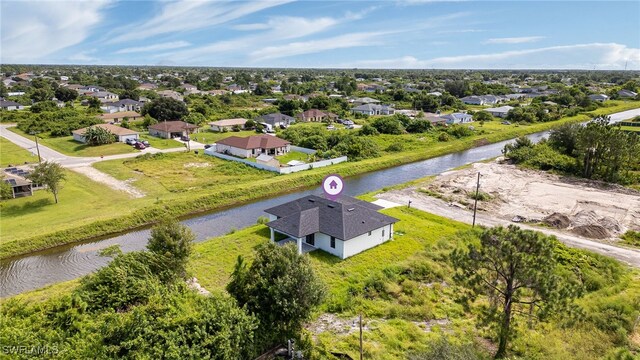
[{"xmin": 386, "ymin": 142, "xmax": 405, "ymax": 152}]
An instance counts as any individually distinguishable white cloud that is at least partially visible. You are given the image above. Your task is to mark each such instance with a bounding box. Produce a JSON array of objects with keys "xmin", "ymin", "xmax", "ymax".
[
  {"xmin": 336, "ymin": 43, "xmax": 640, "ymax": 70},
  {"xmin": 1, "ymin": 0, "xmax": 110, "ymax": 63},
  {"xmin": 250, "ymin": 32, "xmax": 386, "ymax": 60},
  {"xmin": 436, "ymin": 29, "xmax": 485, "ymax": 34},
  {"xmin": 116, "ymin": 41, "xmax": 191, "ymax": 54},
  {"xmin": 398, "ymin": 0, "xmax": 468, "ymax": 5},
  {"xmin": 109, "ymin": 0, "xmax": 293, "ymax": 43},
  {"xmin": 68, "ymin": 50, "xmax": 99, "ymax": 63},
  {"xmin": 484, "ymin": 36, "xmax": 545, "ymax": 44}
]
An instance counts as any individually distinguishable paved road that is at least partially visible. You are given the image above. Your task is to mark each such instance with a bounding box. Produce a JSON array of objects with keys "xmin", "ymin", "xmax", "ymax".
[
  {"xmin": 0, "ymin": 124, "xmax": 205, "ymax": 168},
  {"xmin": 378, "ymin": 191, "xmax": 640, "ymax": 268}
]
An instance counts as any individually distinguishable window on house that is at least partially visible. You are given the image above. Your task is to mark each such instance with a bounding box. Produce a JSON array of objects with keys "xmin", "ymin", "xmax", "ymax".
[
  {"xmin": 382, "ymin": 229, "xmax": 385, "ymax": 237},
  {"xmin": 368, "ymin": 231, "xmax": 372, "ymax": 236},
  {"xmin": 330, "ymin": 236, "xmax": 335, "ymax": 248}
]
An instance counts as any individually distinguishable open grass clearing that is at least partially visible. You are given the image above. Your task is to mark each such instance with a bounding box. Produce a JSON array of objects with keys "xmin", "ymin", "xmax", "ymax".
[
  {"xmin": 0, "ymin": 169, "xmax": 139, "ymax": 247},
  {"xmin": 275, "ymin": 150, "xmax": 312, "ymax": 164},
  {"xmin": 8, "ymin": 127, "xmax": 138, "ymax": 157},
  {"xmin": 0, "ymin": 137, "xmax": 38, "ymax": 166},
  {"xmin": 137, "ymin": 132, "xmax": 183, "ymax": 149}
]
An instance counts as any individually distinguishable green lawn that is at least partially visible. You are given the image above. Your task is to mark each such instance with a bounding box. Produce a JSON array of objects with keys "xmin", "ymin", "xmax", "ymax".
[
  {"xmin": 93, "ymin": 151, "xmax": 276, "ymax": 199},
  {"xmin": 621, "ymin": 125, "xmax": 640, "ymax": 132},
  {"xmin": 189, "ymin": 129, "xmax": 258, "ymax": 144},
  {"xmin": 8, "ymin": 127, "xmax": 138, "ymax": 157},
  {"xmin": 276, "ymin": 150, "xmax": 312, "ymax": 164},
  {"xmin": 138, "ymin": 132, "xmax": 183, "ymax": 149},
  {"xmin": 0, "ymin": 169, "xmax": 139, "ymax": 248},
  {"xmin": 0, "ymin": 137, "xmax": 38, "ymax": 166}
]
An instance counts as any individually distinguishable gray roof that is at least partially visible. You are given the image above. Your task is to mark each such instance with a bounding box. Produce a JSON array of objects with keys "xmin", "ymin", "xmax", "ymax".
[
  {"xmin": 255, "ymin": 112, "xmax": 295, "ymax": 125},
  {"xmin": 265, "ymin": 195, "xmax": 398, "ymax": 240},
  {"xmin": 0, "ymin": 100, "xmax": 22, "ymax": 107}
]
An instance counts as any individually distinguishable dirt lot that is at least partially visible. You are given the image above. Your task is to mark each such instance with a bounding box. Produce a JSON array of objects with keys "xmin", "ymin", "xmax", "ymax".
[{"xmin": 412, "ymin": 160, "xmax": 639, "ymax": 239}]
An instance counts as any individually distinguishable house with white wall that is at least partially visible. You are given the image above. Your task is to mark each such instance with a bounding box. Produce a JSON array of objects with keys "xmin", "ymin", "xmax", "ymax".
[
  {"xmin": 264, "ymin": 195, "xmax": 399, "ymax": 259},
  {"xmin": 215, "ymin": 134, "xmax": 290, "ymax": 158}
]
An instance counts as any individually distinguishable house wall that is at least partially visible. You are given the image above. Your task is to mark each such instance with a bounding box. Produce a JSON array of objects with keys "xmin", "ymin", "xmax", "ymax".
[
  {"xmin": 118, "ymin": 134, "xmax": 139, "ymax": 143},
  {"xmin": 341, "ymin": 224, "xmax": 394, "ymax": 259},
  {"xmin": 215, "ymin": 144, "xmax": 251, "ymax": 158},
  {"xmin": 73, "ymin": 133, "xmax": 86, "ymax": 143},
  {"xmin": 149, "ymin": 128, "xmax": 169, "ymax": 139},
  {"xmin": 312, "ymin": 232, "xmax": 344, "ymax": 258}
]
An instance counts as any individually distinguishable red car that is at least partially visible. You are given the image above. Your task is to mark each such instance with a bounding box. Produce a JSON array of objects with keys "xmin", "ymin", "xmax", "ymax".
[{"xmin": 134, "ymin": 142, "xmax": 146, "ymax": 150}]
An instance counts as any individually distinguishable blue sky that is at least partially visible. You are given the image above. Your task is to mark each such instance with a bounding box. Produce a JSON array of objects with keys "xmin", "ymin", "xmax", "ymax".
[{"xmin": 1, "ymin": 0, "xmax": 639, "ymax": 69}]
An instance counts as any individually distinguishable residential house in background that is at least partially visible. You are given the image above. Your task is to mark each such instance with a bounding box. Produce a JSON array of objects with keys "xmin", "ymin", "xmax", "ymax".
[
  {"xmin": 181, "ymin": 83, "xmax": 198, "ymax": 92},
  {"xmin": 0, "ymin": 100, "xmax": 24, "ymax": 111},
  {"xmin": 215, "ymin": 134, "xmax": 290, "ymax": 158},
  {"xmin": 460, "ymin": 95, "xmax": 485, "ymax": 105},
  {"xmin": 296, "ymin": 109, "xmax": 331, "ymax": 122},
  {"xmin": 209, "ymin": 118, "xmax": 248, "ymax": 132},
  {"xmin": 148, "ymin": 121, "xmax": 198, "ymax": 139},
  {"xmin": 2, "ymin": 167, "xmax": 34, "ymax": 198},
  {"xmin": 98, "ymin": 111, "xmax": 142, "ymax": 123},
  {"xmin": 101, "ymin": 99, "xmax": 143, "ymax": 113},
  {"xmin": 264, "ymin": 195, "xmax": 399, "ymax": 258},
  {"xmin": 588, "ymin": 94, "xmax": 609, "ymax": 102},
  {"xmin": 88, "ymin": 91, "xmax": 119, "ymax": 103},
  {"xmin": 485, "ymin": 106, "xmax": 514, "ymax": 118},
  {"xmin": 156, "ymin": 90, "xmax": 184, "ymax": 102},
  {"xmin": 351, "ymin": 97, "xmax": 380, "ymax": 106},
  {"xmin": 618, "ymin": 89, "xmax": 637, "ymax": 98},
  {"xmin": 255, "ymin": 113, "xmax": 296, "ymax": 128},
  {"xmin": 351, "ymin": 103, "xmax": 395, "ymax": 116},
  {"xmin": 72, "ymin": 124, "xmax": 139, "ymax": 143},
  {"xmin": 423, "ymin": 113, "xmax": 447, "ymax": 126},
  {"xmin": 441, "ymin": 112, "xmax": 473, "ymax": 125}
]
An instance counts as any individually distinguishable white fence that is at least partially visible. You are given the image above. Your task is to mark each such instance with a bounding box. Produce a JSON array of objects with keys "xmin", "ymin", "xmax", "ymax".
[
  {"xmin": 290, "ymin": 146, "xmax": 317, "ymax": 155},
  {"xmin": 204, "ymin": 146, "xmax": 346, "ymax": 174}
]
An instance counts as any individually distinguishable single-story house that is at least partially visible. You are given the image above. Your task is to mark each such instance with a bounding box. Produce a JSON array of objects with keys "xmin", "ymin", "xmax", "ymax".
[
  {"xmin": 88, "ymin": 91, "xmax": 119, "ymax": 102},
  {"xmin": 207, "ymin": 90, "xmax": 228, "ymax": 96},
  {"xmin": 0, "ymin": 100, "xmax": 24, "ymax": 111},
  {"xmin": 255, "ymin": 113, "xmax": 296, "ymax": 128},
  {"xmin": 156, "ymin": 90, "xmax": 184, "ymax": 102},
  {"xmin": 100, "ymin": 99, "xmax": 143, "ymax": 113},
  {"xmin": 181, "ymin": 83, "xmax": 198, "ymax": 92},
  {"xmin": 618, "ymin": 89, "xmax": 637, "ymax": 98},
  {"xmin": 441, "ymin": 112, "xmax": 473, "ymax": 125},
  {"xmin": 588, "ymin": 94, "xmax": 609, "ymax": 102},
  {"xmin": 296, "ymin": 109, "xmax": 329, "ymax": 122},
  {"xmin": 148, "ymin": 121, "xmax": 199, "ymax": 139},
  {"xmin": 424, "ymin": 114, "xmax": 447, "ymax": 126},
  {"xmin": 351, "ymin": 97, "xmax": 381, "ymax": 106},
  {"xmin": 209, "ymin": 118, "xmax": 248, "ymax": 132},
  {"xmin": 460, "ymin": 96, "xmax": 485, "ymax": 105},
  {"xmin": 256, "ymin": 154, "xmax": 280, "ymax": 168},
  {"xmin": 264, "ymin": 195, "xmax": 399, "ymax": 258},
  {"xmin": 2, "ymin": 172, "xmax": 33, "ymax": 198},
  {"xmin": 97, "ymin": 111, "xmax": 142, "ymax": 123},
  {"xmin": 485, "ymin": 106, "xmax": 514, "ymax": 118},
  {"xmin": 72, "ymin": 124, "xmax": 139, "ymax": 143},
  {"xmin": 351, "ymin": 103, "xmax": 395, "ymax": 116},
  {"xmin": 216, "ymin": 134, "xmax": 290, "ymax": 158}
]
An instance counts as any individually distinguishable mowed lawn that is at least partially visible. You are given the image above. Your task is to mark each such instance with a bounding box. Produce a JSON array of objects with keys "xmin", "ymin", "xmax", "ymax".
[
  {"xmin": 275, "ymin": 150, "xmax": 312, "ymax": 164},
  {"xmin": 0, "ymin": 169, "xmax": 140, "ymax": 245},
  {"xmin": 93, "ymin": 151, "xmax": 276, "ymax": 199},
  {"xmin": 8, "ymin": 127, "xmax": 138, "ymax": 157},
  {"xmin": 138, "ymin": 132, "xmax": 183, "ymax": 150},
  {"xmin": 0, "ymin": 137, "xmax": 38, "ymax": 166}
]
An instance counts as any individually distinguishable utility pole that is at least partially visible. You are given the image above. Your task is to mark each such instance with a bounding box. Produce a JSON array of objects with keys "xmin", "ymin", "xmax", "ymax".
[
  {"xmin": 31, "ymin": 132, "xmax": 42, "ymax": 163},
  {"xmin": 472, "ymin": 172, "xmax": 481, "ymax": 227},
  {"xmin": 359, "ymin": 313, "xmax": 363, "ymax": 360}
]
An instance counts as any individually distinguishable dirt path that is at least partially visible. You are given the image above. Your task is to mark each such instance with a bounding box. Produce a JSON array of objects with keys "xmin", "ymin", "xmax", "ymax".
[
  {"xmin": 376, "ymin": 160, "xmax": 640, "ymax": 268},
  {"xmin": 72, "ymin": 166, "xmax": 145, "ymax": 199}
]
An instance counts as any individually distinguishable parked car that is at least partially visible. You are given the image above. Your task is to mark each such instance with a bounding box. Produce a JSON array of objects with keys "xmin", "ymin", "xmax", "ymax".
[
  {"xmin": 180, "ymin": 135, "xmax": 190, "ymax": 141},
  {"xmin": 141, "ymin": 140, "xmax": 150, "ymax": 147},
  {"xmin": 501, "ymin": 121, "xmax": 511, "ymax": 125},
  {"xmin": 134, "ymin": 142, "xmax": 146, "ymax": 150},
  {"xmin": 125, "ymin": 138, "xmax": 137, "ymax": 145},
  {"xmin": 346, "ymin": 124, "xmax": 355, "ymax": 129},
  {"xmin": 279, "ymin": 124, "xmax": 287, "ymax": 129},
  {"xmin": 326, "ymin": 125, "xmax": 336, "ymax": 131},
  {"xmin": 265, "ymin": 128, "xmax": 275, "ymax": 134},
  {"xmin": 343, "ymin": 120, "xmax": 354, "ymax": 126},
  {"xmin": 204, "ymin": 144, "xmax": 212, "ymax": 149}
]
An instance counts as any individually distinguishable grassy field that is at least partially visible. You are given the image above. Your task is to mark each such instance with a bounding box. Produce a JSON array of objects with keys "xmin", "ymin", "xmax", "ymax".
[
  {"xmin": 586, "ymin": 100, "xmax": 640, "ymax": 117},
  {"xmin": 1, "ymin": 102, "xmax": 638, "ymax": 259},
  {"xmin": 93, "ymin": 152, "xmax": 276, "ymax": 198},
  {"xmin": 0, "ymin": 169, "xmax": 137, "ymax": 247},
  {"xmin": 0, "ymin": 137, "xmax": 38, "ymax": 166},
  {"xmin": 137, "ymin": 132, "xmax": 183, "ymax": 149},
  {"xmin": 276, "ymin": 150, "xmax": 312, "ymax": 163},
  {"xmin": 621, "ymin": 125, "xmax": 640, "ymax": 132},
  {"xmin": 8, "ymin": 127, "xmax": 137, "ymax": 157}
]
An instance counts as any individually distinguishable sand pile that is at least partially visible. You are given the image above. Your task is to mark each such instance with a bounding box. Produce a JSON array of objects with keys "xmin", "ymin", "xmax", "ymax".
[
  {"xmin": 571, "ymin": 225, "xmax": 611, "ymax": 239},
  {"xmin": 543, "ymin": 213, "xmax": 572, "ymax": 229}
]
